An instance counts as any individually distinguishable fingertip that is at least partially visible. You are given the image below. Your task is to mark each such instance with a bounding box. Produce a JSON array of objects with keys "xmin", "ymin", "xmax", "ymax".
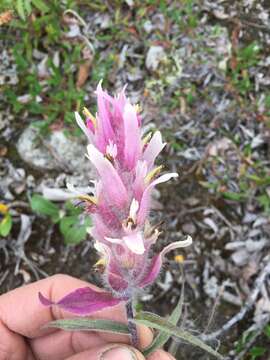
[
  {"xmin": 137, "ymin": 324, "xmax": 154, "ymax": 350},
  {"xmin": 65, "ymin": 344, "xmax": 145, "ymax": 360},
  {"xmin": 100, "ymin": 346, "xmax": 144, "ymax": 360},
  {"xmin": 146, "ymin": 349, "xmax": 176, "ymax": 360}
]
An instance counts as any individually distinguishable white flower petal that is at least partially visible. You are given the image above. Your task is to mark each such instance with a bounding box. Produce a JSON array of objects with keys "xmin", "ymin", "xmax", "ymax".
[
  {"xmin": 105, "ymin": 237, "xmax": 122, "ymax": 244},
  {"xmin": 142, "ymin": 131, "xmax": 166, "ymax": 169},
  {"xmin": 161, "ymin": 236, "xmax": 193, "ymax": 257},
  {"xmin": 123, "ymin": 232, "xmax": 145, "ymax": 255},
  {"xmin": 129, "ymin": 198, "xmax": 139, "ymax": 222},
  {"xmin": 75, "ymin": 112, "xmax": 93, "ymax": 141}
]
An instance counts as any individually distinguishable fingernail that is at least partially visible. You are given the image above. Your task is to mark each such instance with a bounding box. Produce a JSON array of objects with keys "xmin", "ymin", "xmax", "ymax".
[{"xmin": 100, "ymin": 346, "xmax": 138, "ymax": 360}]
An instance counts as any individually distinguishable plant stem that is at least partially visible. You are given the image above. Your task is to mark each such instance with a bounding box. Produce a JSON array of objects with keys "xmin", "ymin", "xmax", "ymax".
[{"xmin": 126, "ymin": 300, "xmax": 139, "ymax": 347}]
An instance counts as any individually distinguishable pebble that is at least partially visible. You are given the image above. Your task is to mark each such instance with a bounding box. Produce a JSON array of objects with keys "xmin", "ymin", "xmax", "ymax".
[
  {"xmin": 145, "ymin": 46, "xmax": 166, "ymax": 72},
  {"xmin": 17, "ymin": 126, "xmax": 94, "ymax": 180}
]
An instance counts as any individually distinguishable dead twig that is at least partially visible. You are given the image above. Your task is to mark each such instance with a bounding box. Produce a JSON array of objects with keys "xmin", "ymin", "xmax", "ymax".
[
  {"xmin": 12, "ymin": 215, "xmax": 47, "ymax": 280},
  {"xmin": 201, "ymin": 260, "xmax": 270, "ymax": 342},
  {"xmin": 203, "ymin": 282, "xmax": 226, "ymax": 335}
]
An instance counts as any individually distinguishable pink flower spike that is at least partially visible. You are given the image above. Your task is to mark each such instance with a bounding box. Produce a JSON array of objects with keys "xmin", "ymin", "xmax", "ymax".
[
  {"xmin": 39, "ymin": 287, "xmax": 122, "ymax": 315},
  {"xmin": 87, "ymin": 144, "xmax": 128, "ymax": 207},
  {"xmin": 142, "ymin": 131, "xmax": 166, "ymax": 169},
  {"xmin": 63, "ymin": 85, "xmax": 193, "ymax": 303},
  {"xmin": 123, "ymin": 103, "xmax": 141, "ymax": 170}
]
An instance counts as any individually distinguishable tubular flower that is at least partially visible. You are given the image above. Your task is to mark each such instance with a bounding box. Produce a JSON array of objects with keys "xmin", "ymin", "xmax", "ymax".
[{"xmin": 40, "ymin": 83, "xmax": 192, "ymax": 315}]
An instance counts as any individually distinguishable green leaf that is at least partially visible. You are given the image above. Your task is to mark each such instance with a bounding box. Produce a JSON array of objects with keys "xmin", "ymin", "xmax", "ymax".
[
  {"xmin": 31, "ymin": 0, "xmax": 49, "ymax": 13},
  {"xmin": 222, "ymin": 192, "xmax": 246, "ymax": 201},
  {"xmin": 16, "ymin": 0, "xmax": 26, "ymax": 20},
  {"xmin": 24, "ymin": 0, "xmax": 32, "ymax": 15},
  {"xmin": 250, "ymin": 346, "xmax": 266, "ymax": 360},
  {"xmin": 199, "ymin": 181, "xmax": 218, "ymax": 190},
  {"xmin": 64, "ymin": 201, "xmax": 82, "ymax": 216},
  {"xmin": 264, "ymin": 325, "xmax": 270, "ymax": 339},
  {"xmin": 264, "ymin": 325, "xmax": 270, "ymax": 338},
  {"xmin": 59, "ymin": 216, "xmax": 91, "ymax": 245},
  {"xmin": 258, "ymin": 194, "xmax": 270, "ymax": 212},
  {"xmin": 30, "ymin": 194, "xmax": 60, "ymax": 222},
  {"xmin": 247, "ymin": 174, "xmax": 270, "ymax": 186},
  {"xmin": 46, "ymin": 318, "xmax": 129, "ymax": 334},
  {"xmin": 0, "ymin": 213, "xmax": 12, "ymax": 237},
  {"xmin": 143, "ymin": 286, "xmax": 185, "ymax": 356},
  {"xmin": 134, "ymin": 312, "xmax": 223, "ymax": 359}
]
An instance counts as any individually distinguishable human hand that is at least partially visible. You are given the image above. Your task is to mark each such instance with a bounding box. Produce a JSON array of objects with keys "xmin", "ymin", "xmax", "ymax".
[{"xmin": 0, "ymin": 274, "xmax": 175, "ymax": 360}]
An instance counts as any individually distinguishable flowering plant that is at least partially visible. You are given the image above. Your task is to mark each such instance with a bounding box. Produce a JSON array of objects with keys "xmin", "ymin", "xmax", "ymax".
[{"xmin": 39, "ymin": 84, "xmax": 222, "ymax": 359}]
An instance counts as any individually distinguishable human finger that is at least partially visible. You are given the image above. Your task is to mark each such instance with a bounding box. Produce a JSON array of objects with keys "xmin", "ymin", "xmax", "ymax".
[
  {"xmin": 66, "ymin": 344, "xmax": 144, "ymax": 360},
  {"xmin": 146, "ymin": 349, "xmax": 176, "ymax": 360},
  {"xmin": 0, "ymin": 274, "xmax": 152, "ymax": 357},
  {"xmin": 0, "ymin": 317, "xmax": 35, "ymax": 360},
  {"xmin": 0, "ymin": 274, "xmax": 96, "ymax": 339}
]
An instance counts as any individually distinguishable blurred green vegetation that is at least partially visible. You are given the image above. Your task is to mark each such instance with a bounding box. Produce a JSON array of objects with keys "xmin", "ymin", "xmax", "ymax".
[
  {"xmin": 30, "ymin": 194, "xmax": 91, "ymax": 245},
  {"xmin": 236, "ymin": 324, "xmax": 270, "ymax": 359}
]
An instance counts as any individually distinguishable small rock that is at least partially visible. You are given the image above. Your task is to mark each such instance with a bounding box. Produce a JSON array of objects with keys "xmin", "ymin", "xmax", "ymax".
[
  {"xmin": 204, "ymin": 276, "xmax": 219, "ymax": 299},
  {"xmin": 145, "ymin": 46, "xmax": 166, "ymax": 72},
  {"xmin": 125, "ymin": 0, "xmax": 134, "ymax": 6},
  {"xmin": 17, "ymin": 94, "xmax": 32, "ymax": 104},
  {"xmin": 243, "ymin": 212, "xmax": 257, "ymax": 223},
  {"xmin": 225, "ymin": 241, "xmax": 245, "ymax": 250},
  {"xmin": 253, "ymin": 216, "xmax": 268, "ymax": 228},
  {"xmin": 203, "ymin": 217, "xmax": 218, "ymax": 233},
  {"xmin": 152, "ymin": 14, "xmax": 166, "ymax": 32},
  {"xmin": 127, "ymin": 68, "xmax": 144, "ymax": 82},
  {"xmin": 246, "ymin": 239, "xmax": 268, "ymax": 252},
  {"xmin": 17, "ymin": 126, "xmax": 94, "ymax": 180},
  {"xmin": 208, "ymin": 137, "xmax": 233, "ymax": 156},
  {"xmin": 213, "ymin": 9, "xmax": 230, "ymax": 19},
  {"xmin": 184, "ymin": 197, "xmax": 200, "ymax": 207},
  {"xmin": 182, "ymin": 222, "xmax": 196, "ymax": 235},
  {"xmin": 95, "ymin": 14, "xmax": 111, "ymax": 30},
  {"xmin": 143, "ymin": 20, "xmax": 154, "ymax": 33},
  {"xmin": 231, "ymin": 249, "xmax": 250, "ymax": 266}
]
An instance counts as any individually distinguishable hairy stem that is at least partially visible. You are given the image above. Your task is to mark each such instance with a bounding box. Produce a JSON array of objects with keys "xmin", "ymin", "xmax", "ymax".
[{"xmin": 126, "ymin": 300, "xmax": 139, "ymax": 347}]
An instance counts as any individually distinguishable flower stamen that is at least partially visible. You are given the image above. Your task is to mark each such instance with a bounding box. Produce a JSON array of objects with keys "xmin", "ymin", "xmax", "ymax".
[
  {"xmin": 105, "ymin": 141, "xmax": 117, "ymax": 163},
  {"xmin": 83, "ymin": 107, "xmax": 97, "ymax": 128},
  {"xmin": 142, "ymin": 132, "xmax": 152, "ymax": 146},
  {"xmin": 145, "ymin": 165, "xmax": 164, "ymax": 184},
  {"xmin": 77, "ymin": 194, "xmax": 98, "ymax": 205}
]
